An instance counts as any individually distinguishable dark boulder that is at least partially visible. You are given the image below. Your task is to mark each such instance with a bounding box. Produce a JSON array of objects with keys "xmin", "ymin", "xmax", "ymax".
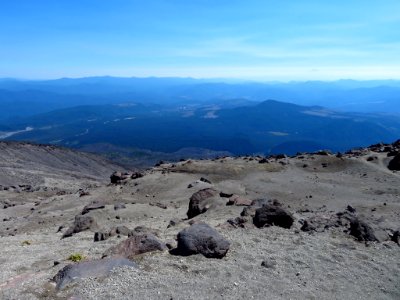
[
  {"xmin": 103, "ymin": 233, "xmax": 166, "ymax": 259},
  {"xmin": 253, "ymin": 205, "xmax": 294, "ymax": 229},
  {"xmin": 349, "ymin": 218, "xmax": 378, "ymax": 242},
  {"xmin": 187, "ymin": 188, "xmax": 219, "ymax": 219},
  {"xmin": 62, "ymin": 215, "xmax": 98, "ymax": 239},
  {"xmin": 388, "ymin": 154, "xmax": 400, "ymax": 171},
  {"xmin": 81, "ymin": 202, "xmax": 105, "ymax": 215},
  {"xmin": 52, "ymin": 258, "xmax": 137, "ymax": 290},
  {"xmin": 391, "ymin": 230, "xmax": 400, "ymax": 245},
  {"xmin": 174, "ymin": 223, "xmax": 230, "ymax": 258}
]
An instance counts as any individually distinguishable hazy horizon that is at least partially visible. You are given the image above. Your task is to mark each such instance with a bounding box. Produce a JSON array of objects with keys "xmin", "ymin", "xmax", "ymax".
[
  {"xmin": 2, "ymin": 76, "xmax": 400, "ymax": 84},
  {"xmin": 1, "ymin": 1, "xmax": 400, "ymax": 80}
]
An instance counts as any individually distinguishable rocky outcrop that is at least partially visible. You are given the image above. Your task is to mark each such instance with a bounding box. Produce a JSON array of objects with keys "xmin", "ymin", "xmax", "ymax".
[
  {"xmin": 173, "ymin": 223, "xmax": 230, "ymax": 258},
  {"xmin": 110, "ymin": 171, "xmax": 144, "ymax": 184}
]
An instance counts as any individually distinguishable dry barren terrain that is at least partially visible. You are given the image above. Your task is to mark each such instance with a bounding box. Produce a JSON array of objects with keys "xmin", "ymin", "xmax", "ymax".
[{"xmin": 0, "ymin": 141, "xmax": 399, "ymax": 299}]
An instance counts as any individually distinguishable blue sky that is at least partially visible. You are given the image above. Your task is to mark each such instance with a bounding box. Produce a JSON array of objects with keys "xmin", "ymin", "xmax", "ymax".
[{"xmin": 1, "ymin": 0, "xmax": 399, "ymax": 80}]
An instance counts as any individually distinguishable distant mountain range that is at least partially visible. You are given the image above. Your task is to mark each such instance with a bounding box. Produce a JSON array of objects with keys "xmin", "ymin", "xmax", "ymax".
[{"xmin": 0, "ymin": 77, "xmax": 399, "ymax": 122}]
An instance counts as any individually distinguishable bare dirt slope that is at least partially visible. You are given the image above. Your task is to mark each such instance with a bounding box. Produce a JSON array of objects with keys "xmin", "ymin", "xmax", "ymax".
[
  {"xmin": 0, "ymin": 142, "xmax": 399, "ymax": 299},
  {"xmin": 0, "ymin": 141, "xmax": 125, "ymax": 189}
]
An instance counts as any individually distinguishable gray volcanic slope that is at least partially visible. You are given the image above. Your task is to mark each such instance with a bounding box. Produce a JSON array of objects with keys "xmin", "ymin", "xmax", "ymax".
[
  {"xmin": 0, "ymin": 141, "xmax": 124, "ymax": 188},
  {"xmin": 0, "ymin": 141, "xmax": 399, "ymax": 300}
]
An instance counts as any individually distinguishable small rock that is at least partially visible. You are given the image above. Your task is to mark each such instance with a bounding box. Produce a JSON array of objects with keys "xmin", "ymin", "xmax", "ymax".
[
  {"xmin": 103, "ymin": 233, "xmax": 166, "ymax": 259},
  {"xmin": 131, "ymin": 172, "xmax": 144, "ymax": 179},
  {"xmin": 62, "ymin": 215, "xmax": 99, "ymax": 239},
  {"xmin": 300, "ymin": 220, "xmax": 316, "ymax": 232},
  {"xmin": 149, "ymin": 202, "xmax": 167, "ymax": 209},
  {"xmin": 112, "ymin": 226, "xmax": 131, "ymax": 236},
  {"xmin": 200, "ymin": 177, "xmax": 212, "ymax": 184},
  {"xmin": 94, "ymin": 231, "xmax": 110, "ymax": 242},
  {"xmin": 81, "ymin": 202, "xmax": 105, "ymax": 215},
  {"xmin": 167, "ymin": 218, "xmax": 181, "ymax": 228},
  {"xmin": 261, "ymin": 258, "xmax": 276, "ymax": 269},
  {"xmin": 110, "ymin": 171, "xmax": 131, "ymax": 184},
  {"xmin": 226, "ymin": 217, "xmax": 251, "ymax": 229},
  {"xmin": 227, "ymin": 195, "xmax": 252, "ymax": 206},
  {"xmin": 114, "ymin": 203, "xmax": 126, "ymax": 210},
  {"xmin": 346, "ymin": 205, "xmax": 356, "ymax": 213},
  {"xmin": 220, "ymin": 192, "xmax": 234, "ymax": 198}
]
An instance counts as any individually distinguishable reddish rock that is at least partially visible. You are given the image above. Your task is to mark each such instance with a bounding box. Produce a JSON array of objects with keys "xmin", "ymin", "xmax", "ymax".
[{"xmin": 227, "ymin": 195, "xmax": 252, "ymax": 206}]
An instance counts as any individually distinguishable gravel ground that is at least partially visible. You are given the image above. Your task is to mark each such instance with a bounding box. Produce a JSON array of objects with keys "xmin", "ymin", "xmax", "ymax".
[{"xmin": 0, "ymin": 148, "xmax": 399, "ymax": 299}]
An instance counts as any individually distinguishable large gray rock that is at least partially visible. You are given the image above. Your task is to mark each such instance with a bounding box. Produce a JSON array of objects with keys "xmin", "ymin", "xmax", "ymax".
[
  {"xmin": 103, "ymin": 233, "xmax": 166, "ymax": 259},
  {"xmin": 52, "ymin": 258, "xmax": 137, "ymax": 290},
  {"xmin": 62, "ymin": 215, "xmax": 98, "ymax": 239},
  {"xmin": 175, "ymin": 223, "xmax": 230, "ymax": 258},
  {"xmin": 253, "ymin": 204, "xmax": 294, "ymax": 229},
  {"xmin": 187, "ymin": 188, "xmax": 219, "ymax": 219}
]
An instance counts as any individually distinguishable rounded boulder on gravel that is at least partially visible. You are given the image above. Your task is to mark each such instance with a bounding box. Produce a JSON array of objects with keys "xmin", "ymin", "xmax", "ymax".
[
  {"xmin": 103, "ymin": 233, "xmax": 167, "ymax": 259},
  {"xmin": 253, "ymin": 204, "xmax": 294, "ymax": 229},
  {"xmin": 174, "ymin": 223, "xmax": 230, "ymax": 258}
]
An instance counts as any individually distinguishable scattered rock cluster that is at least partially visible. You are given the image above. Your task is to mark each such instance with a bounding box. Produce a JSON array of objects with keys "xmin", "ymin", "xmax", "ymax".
[{"xmin": 110, "ymin": 171, "xmax": 144, "ymax": 184}]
